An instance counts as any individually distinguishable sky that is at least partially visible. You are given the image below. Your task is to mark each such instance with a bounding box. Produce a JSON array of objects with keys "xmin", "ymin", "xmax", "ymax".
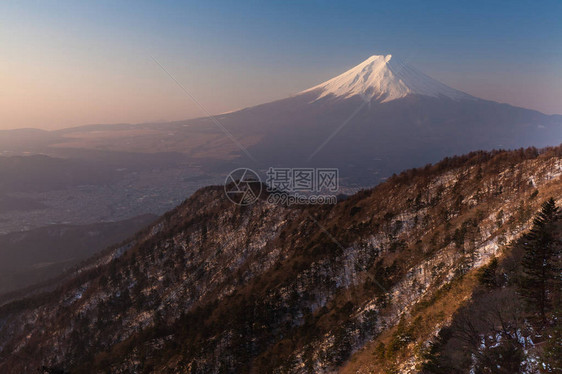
[{"xmin": 1, "ymin": 0, "xmax": 561, "ymax": 130}]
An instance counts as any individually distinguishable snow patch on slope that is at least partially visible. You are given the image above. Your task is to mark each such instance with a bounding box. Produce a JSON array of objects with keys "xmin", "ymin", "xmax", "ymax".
[{"xmin": 302, "ymin": 54, "xmax": 473, "ymax": 103}]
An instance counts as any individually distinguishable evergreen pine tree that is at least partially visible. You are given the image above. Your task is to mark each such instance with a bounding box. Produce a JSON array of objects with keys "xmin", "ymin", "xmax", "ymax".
[
  {"xmin": 478, "ymin": 257, "xmax": 498, "ymax": 288},
  {"xmin": 519, "ymin": 198, "xmax": 559, "ymax": 324}
]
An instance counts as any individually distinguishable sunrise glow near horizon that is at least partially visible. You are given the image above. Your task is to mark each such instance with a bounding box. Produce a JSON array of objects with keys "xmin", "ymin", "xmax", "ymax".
[{"xmin": 2, "ymin": 0, "xmax": 561, "ymax": 130}]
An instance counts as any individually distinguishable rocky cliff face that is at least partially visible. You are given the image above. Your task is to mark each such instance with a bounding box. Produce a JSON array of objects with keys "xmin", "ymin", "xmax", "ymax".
[{"xmin": 0, "ymin": 146, "xmax": 561, "ymax": 373}]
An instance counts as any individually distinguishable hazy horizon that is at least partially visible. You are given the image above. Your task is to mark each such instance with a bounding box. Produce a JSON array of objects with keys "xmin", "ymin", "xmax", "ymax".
[{"xmin": 2, "ymin": 0, "xmax": 562, "ymax": 131}]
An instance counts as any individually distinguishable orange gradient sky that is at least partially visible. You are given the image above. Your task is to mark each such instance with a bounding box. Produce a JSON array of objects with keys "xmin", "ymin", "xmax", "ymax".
[{"xmin": 2, "ymin": 1, "xmax": 561, "ymax": 130}]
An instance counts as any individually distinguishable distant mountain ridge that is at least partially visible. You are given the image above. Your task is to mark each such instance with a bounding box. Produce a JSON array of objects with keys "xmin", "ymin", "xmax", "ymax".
[{"xmin": 0, "ymin": 214, "xmax": 156, "ymax": 296}]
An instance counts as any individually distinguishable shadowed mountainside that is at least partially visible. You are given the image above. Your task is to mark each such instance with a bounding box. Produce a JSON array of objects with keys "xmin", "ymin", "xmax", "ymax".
[{"xmin": 0, "ymin": 214, "xmax": 156, "ymax": 295}]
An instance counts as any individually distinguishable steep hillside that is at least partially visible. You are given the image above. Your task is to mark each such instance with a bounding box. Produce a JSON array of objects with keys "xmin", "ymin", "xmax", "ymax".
[
  {"xmin": 0, "ymin": 146, "xmax": 561, "ymax": 373},
  {"xmin": 342, "ymin": 199, "xmax": 562, "ymax": 373}
]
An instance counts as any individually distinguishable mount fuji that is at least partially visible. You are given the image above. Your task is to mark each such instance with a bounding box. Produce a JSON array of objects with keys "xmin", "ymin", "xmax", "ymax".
[
  {"xmin": 31, "ymin": 54, "xmax": 562, "ymax": 187},
  {"xmin": 173, "ymin": 54, "xmax": 558, "ymax": 185}
]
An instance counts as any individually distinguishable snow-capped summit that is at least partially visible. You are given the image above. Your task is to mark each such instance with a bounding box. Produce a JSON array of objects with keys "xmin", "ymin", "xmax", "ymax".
[{"xmin": 303, "ymin": 54, "xmax": 473, "ymax": 102}]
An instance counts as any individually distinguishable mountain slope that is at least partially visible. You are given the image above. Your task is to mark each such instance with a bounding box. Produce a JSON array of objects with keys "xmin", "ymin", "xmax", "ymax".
[{"xmin": 0, "ymin": 146, "xmax": 561, "ymax": 373}]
